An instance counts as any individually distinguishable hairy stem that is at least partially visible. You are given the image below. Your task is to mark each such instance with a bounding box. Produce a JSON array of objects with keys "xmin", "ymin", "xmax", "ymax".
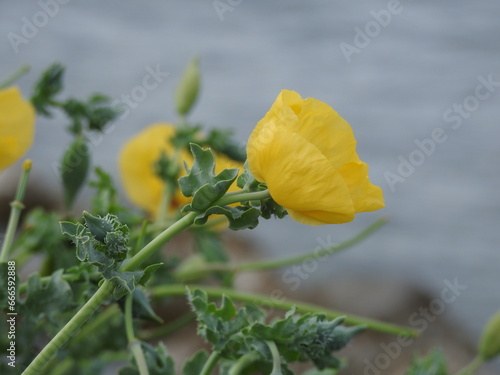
[
  {"xmin": 125, "ymin": 293, "xmax": 149, "ymax": 375},
  {"xmin": 150, "ymin": 284, "xmax": 418, "ymax": 337},
  {"xmin": 0, "ymin": 160, "xmax": 32, "ymax": 262},
  {"xmin": 199, "ymin": 351, "xmax": 221, "ymax": 375}
]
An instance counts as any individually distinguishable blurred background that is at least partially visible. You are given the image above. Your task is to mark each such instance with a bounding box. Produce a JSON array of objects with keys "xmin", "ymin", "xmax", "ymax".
[{"xmin": 1, "ymin": 0, "xmax": 499, "ymax": 372}]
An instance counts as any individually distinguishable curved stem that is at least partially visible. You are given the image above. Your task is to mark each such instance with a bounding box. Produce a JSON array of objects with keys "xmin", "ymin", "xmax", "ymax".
[
  {"xmin": 456, "ymin": 356, "xmax": 484, "ymax": 375},
  {"xmin": 265, "ymin": 341, "xmax": 282, "ymax": 375},
  {"xmin": 174, "ymin": 217, "xmax": 387, "ymax": 281},
  {"xmin": 125, "ymin": 293, "xmax": 149, "ymax": 375},
  {"xmin": 0, "ymin": 160, "xmax": 31, "ymax": 262},
  {"xmin": 21, "ymin": 280, "xmax": 114, "ymax": 375},
  {"xmin": 228, "ymin": 352, "xmax": 260, "ymax": 375},
  {"xmin": 0, "ymin": 65, "xmax": 30, "ymax": 88},
  {"xmin": 150, "ymin": 284, "xmax": 417, "ymax": 337},
  {"xmin": 200, "ymin": 351, "xmax": 221, "ymax": 375}
]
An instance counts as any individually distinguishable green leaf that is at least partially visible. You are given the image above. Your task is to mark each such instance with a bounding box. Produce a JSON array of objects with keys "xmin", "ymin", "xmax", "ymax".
[
  {"xmin": 193, "ymin": 205, "xmax": 261, "ymax": 231},
  {"xmin": 120, "ymin": 342, "xmax": 175, "ymax": 375},
  {"xmin": 175, "ymin": 57, "xmax": 201, "ymax": 116},
  {"xmin": 138, "ymin": 263, "xmax": 163, "ymax": 286},
  {"xmin": 405, "ymin": 349, "xmax": 448, "ymax": 375},
  {"xmin": 118, "ymin": 288, "xmax": 162, "ymax": 323},
  {"xmin": 31, "ymin": 62, "xmax": 65, "ymax": 116},
  {"xmin": 61, "ymin": 137, "xmax": 91, "ymax": 209},
  {"xmin": 183, "ymin": 349, "xmax": 210, "ymax": 375},
  {"xmin": 205, "ymin": 128, "xmax": 246, "ymax": 162},
  {"xmin": 20, "ymin": 270, "xmax": 73, "ymax": 323},
  {"xmin": 179, "ymin": 144, "xmax": 239, "ymax": 211},
  {"xmin": 89, "ymin": 167, "xmax": 123, "ymax": 215}
]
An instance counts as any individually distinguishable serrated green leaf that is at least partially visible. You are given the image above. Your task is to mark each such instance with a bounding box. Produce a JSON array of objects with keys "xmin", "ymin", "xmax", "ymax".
[
  {"xmin": 20, "ymin": 270, "xmax": 73, "ymax": 323},
  {"xmin": 178, "ymin": 144, "xmax": 239, "ymax": 211},
  {"xmin": 193, "ymin": 205, "xmax": 261, "ymax": 231},
  {"xmin": 183, "ymin": 349, "xmax": 210, "ymax": 375}
]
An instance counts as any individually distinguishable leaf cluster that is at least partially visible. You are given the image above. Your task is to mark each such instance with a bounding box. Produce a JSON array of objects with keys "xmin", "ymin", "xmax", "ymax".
[{"xmin": 187, "ymin": 289, "xmax": 363, "ymax": 374}]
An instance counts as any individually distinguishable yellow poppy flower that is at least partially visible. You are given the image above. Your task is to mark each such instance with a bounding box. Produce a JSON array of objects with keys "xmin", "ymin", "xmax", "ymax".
[
  {"xmin": 0, "ymin": 87, "xmax": 36, "ymax": 172},
  {"xmin": 247, "ymin": 89, "xmax": 384, "ymax": 225},
  {"xmin": 119, "ymin": 123, "xmax": 243, "ymax": 218}
]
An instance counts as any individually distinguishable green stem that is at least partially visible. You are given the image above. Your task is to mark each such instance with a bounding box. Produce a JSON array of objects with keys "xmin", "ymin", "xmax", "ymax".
[
  {"xmin": 139, "ymin": 312, "xmax": 196, "ymax": 341},
  {"xmin": 21, "ymin": 280, "xmax": 114, "ymax": 375},
  {"xmin": 0, "ymin": 160, "xmax": 32, "ymax": 262},
  {"xmin": 456, "ymin": 356, "xmax": 484, "ymax": 375},
  {"xmin": 125, "ymin": 293, "xmax": 149, "ymax": 375},
  {"xmin": 200, "ymin": 351, "xmax": 221, "ymax": 375},
  {"xmin": 0, "ymin": 65, "xmax": 30, "ymax": 88},
  {"xmin": 265, "ymin": 341, "xmax": 282, "ymax": 375},
  {"xmin": 216, "ymin": 189, "xmax": 270, "ymax": 206},
  {"xmin": 174, "ymin": 218, "xmax": 387, "ymax": 280},
  {"xmin": 150, "ymin": 284, "xmax": 417, "ymax": 337},
  {"xmin": 228, "ymin": 352, "xmax": 260, "ymax": 375},
  {"xmin": 71, "ymin": 303, "xmax": 121, "ymax": 346},
  {"xmin": 238, "ymin": 217, "xmax": 387, "ymax": 271},
  {"xmin": 121, "ymin": 211, "xmax": 198, "ymax": 272}
]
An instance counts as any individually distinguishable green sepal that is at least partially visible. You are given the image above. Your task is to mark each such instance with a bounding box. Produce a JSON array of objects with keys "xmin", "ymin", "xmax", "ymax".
[
  {"xmin": 237, "ymin": 162, "xmax": 288, "ymax": 220},
  {"xmin": 179, "ymin": 144, "xmax": 238, "ymax": 211},
  {"xmin": 193, "ymin": 205, "xmax": 261, "ymax": 231},
  {"xmin": 175, "ymin": 57, "xmax": 201, "ymax": 117},
  {"xmin": 61, "ymin": 137, "xmax": 91, "ymax": 210},
  {"xmin": 182, "ymin": 349, "xmax": 210, "ymax": 375}
]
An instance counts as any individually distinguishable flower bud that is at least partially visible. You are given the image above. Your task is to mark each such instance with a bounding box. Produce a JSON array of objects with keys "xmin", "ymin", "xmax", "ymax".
[
  {"xmin": 175, "ymin": 57, "xmax": 201, "ymax": 116},
  {"xmin": 479, "ymin": 310, "xmax": 500, "ymax": 361}
]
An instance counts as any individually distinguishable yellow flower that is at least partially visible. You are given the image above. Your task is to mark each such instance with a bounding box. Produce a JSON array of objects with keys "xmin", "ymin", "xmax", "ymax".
[
  {"xmin": 247, "ymin": 89, "xmax": 384, "ymax": 225},
  {"xmin": 0, "ymin": 87, "xmax": 36, "ymax": 172},
  {"xmin": 119, "ymin": 123, "xmax": 243, "ymax": 217}
]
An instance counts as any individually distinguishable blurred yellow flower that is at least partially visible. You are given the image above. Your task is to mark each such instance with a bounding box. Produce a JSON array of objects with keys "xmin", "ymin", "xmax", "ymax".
[
  {"xmin": 0, "ymin": 87, "xmax": 36, "ymax": 172},
  {"xmin": 119, "ymin": 123, "xmax": 243, "ymax": 218},
  {"xmin": 247, "ymin": 89, "xmax": 384, "ymax": 225}
]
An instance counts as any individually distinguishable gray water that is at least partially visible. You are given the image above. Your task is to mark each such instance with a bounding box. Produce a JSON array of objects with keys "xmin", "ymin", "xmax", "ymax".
[{"xmin": 2, "ymin": 0, "xmax": 500, "ymax": 368}]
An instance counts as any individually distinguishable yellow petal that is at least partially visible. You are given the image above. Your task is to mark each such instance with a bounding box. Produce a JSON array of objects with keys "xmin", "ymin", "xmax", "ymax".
[
  {"xmin": 118, "ymin": 123, "xmax": 178, "ymax": 215},
  {"xmin": 249, "ymin": 122, "xmax": 355, "ymax": 225},
  {"xmin": 247, "ymin": 89, "xmax": 385, "ymax": 225},
  {"xmin": 337, "ymin": 160, "xmax": 385, "ymax": 213},
  {"xmin": 0, "ymin": 87, "xmax": 36, "ymax": 171}
]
